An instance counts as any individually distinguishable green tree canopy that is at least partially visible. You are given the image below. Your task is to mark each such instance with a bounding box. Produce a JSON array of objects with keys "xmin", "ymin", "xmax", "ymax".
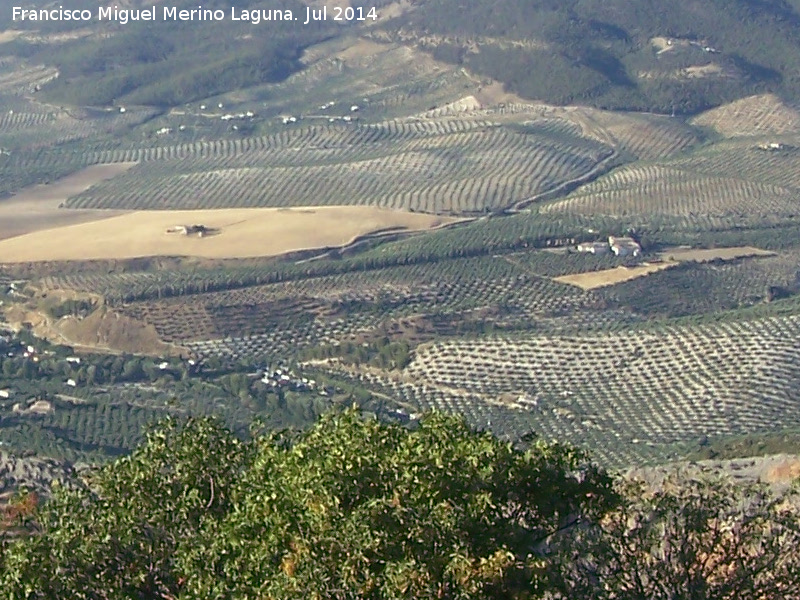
[{"xmin": 0, "ymin": 410, "xmax": 614, "ymax": 599}]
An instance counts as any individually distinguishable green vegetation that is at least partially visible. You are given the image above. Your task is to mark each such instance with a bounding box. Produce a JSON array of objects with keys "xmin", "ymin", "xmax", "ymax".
[
  {"xmin": 6, "ymin": 0, "xmax": 339, "ymax": 107},
  {"xmin": 301, "ymin": 339, "xmax": 413, "ymax": 371},
  {"xmin": 2, "ymin": 412, "xmax": 798, "ymax": 599},
  {"xmin": 45, "ymin": 299, "xmax": 97, "ymax": 320},
  {"xmin": 0, "ymin": 329, "xmax": 367, "ymax": 463},
  {"xmin": 0, "ymin": 411, "xmax": 613, "ymax": 598},
  {"xmin": 3, "ymin": 0, "xmax": 800, "ymax": 113},
  {"xmin": 384, "ymin": 0, "xmax": 800, "ymax": 114}
]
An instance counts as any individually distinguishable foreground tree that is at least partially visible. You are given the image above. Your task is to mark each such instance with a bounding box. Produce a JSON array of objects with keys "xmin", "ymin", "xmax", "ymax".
[
  {"xmin": 551, "ymin": 472, "xmax": 800, "ymax": 600},
  {"xmin": 0, "ymin": 417, "xmax": 247, "ymax": 599},
  {"xmin": 0, "ymin": 410, "xmax": 614, "ymax": 599}
]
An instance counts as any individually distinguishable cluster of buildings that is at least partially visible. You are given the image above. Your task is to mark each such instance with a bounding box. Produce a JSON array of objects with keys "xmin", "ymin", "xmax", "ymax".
[
  {"xmin": 283, "ymin": 98, "xmax": 366, "ymax": 125},
  {"xmin": 258, "ymin": 367, "xmax": 333, "ymax": 396},
  {"xmin": 576, "ymin": 236, "xmax": 642, "ymax": 257},
  {"xmin": 2, "ymin": 335, "xmax": 42, "ymax": 362}
]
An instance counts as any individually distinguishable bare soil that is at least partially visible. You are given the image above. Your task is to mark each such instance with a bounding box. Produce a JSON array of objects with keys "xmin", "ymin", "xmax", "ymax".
[
  {"xmin": 0, "ymin": 206, "xmax": 460, "ymax": 263},
  {"xmin": 3, "ymin": 293, "xmax": 180, "ymax": 357},
  {"xmin": 555, "ymin": 263, "xmax": 679, "ymax": 290},
  {"xmin": 0, "ymin": 164, "xmax": 135, "ymax": 242}
]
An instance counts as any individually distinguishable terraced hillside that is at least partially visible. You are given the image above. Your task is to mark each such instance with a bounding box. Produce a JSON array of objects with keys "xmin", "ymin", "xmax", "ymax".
[
  {"xmin": 4, "ymin": 24, "xmax": 800, "ymax": 475},
  {"xmin": 387, "ymin": 315, "xmax": 800, "ymax": 465},
  {"xmin": 690, "ymin": 94, "xmax": 800, "ymax": 138},
  {"xmin": 26, "ymin": 243, "xmax": 799, "ymax": 468},
  {"xmin": 543, "ymin": 139, "xmax": 800, "ymax": 219},
  {"xmin": 59, "ymin": 117, "xmax": 611, "ymax": 214},
  {"xmin": 0, "ymin": 32, "xmax": 708, "ymax": 216},
  {"xmin": 114, "ymin": 255, "xmax": 620, "ymax": 348}
]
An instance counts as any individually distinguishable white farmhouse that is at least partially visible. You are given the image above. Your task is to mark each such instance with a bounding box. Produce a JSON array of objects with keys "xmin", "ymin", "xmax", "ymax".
[{"xmin": 608, "ymin": 236, "xmax": 641, "ymax": 257}]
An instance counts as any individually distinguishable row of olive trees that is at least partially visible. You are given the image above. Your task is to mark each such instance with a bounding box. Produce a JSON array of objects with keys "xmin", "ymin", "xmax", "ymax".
[{"xmin": 1, "ymin": 409, "xmax": 799, "ymax": 599}]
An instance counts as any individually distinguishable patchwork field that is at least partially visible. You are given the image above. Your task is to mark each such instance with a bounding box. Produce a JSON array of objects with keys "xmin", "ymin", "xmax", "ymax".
[
  {"xmin": 555, "ymin": 247, "xmax": 779, "ymax": 291},
  {"xmin": 0, "ymin": 206, "xmax": 458, "ymax": 262}
]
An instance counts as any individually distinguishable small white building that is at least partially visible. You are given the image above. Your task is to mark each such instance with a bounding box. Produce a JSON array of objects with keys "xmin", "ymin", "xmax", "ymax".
[
  {"xmin": 577, "ymin": 242, "xmax": 610, "ymax": 255},
  {"xmin": 608, "ymin": 236, "xmax": 641, "ymax": 257},
  {"xmin": 66, "ymin": 379, "xmax": 77, "ymax": 387},
  {"xmin": 0, "ymin": 389, "xmax": 11, "ymax": 399}
]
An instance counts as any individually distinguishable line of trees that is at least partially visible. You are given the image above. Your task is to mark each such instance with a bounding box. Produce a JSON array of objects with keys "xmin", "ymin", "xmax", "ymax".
[{"xmin": 2, "ymin": 409, "xmax": 799, "ymax": 599}]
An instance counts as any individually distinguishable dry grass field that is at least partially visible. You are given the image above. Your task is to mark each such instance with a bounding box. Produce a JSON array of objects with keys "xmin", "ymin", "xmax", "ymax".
[
  {"xmin": 0, "ymin": 206, "xmax": 460, "ymax": 262},
  {"xmin": 0, "ymin": 164, "xmax": 134, "ymax": 241},
  {"xmin": 554, "ymin": 263, "xmax": 678, "ymax": 290}
]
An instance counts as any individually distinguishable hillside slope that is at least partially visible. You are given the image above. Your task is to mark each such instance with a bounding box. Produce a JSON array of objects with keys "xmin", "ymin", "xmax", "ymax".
[
  {"xmin": 377, "ymin": 0, "xmax": 800, "ymax": 113},
  {"xmin": 2, "ymin": 0, "xmax": 800, "ymax": 111}
]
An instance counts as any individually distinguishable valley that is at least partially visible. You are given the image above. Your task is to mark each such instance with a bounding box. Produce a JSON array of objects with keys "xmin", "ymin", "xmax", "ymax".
[{"xmin": 1, "ymin": 3, "xmax": 800, "ymax": 476}]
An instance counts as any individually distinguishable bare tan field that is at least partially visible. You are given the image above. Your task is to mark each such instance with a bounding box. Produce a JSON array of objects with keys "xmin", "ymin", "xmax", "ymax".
[
  {"xmin": 555, "ymin": 263, "xmax": 678, "ymax": 290},
  {"xmin": 0, "ymin": 206, "xmax": 460, "ymax": 263},
  {"xmin": 0, "ymin": 164, "xmax": 135, "ymax": 241}
]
